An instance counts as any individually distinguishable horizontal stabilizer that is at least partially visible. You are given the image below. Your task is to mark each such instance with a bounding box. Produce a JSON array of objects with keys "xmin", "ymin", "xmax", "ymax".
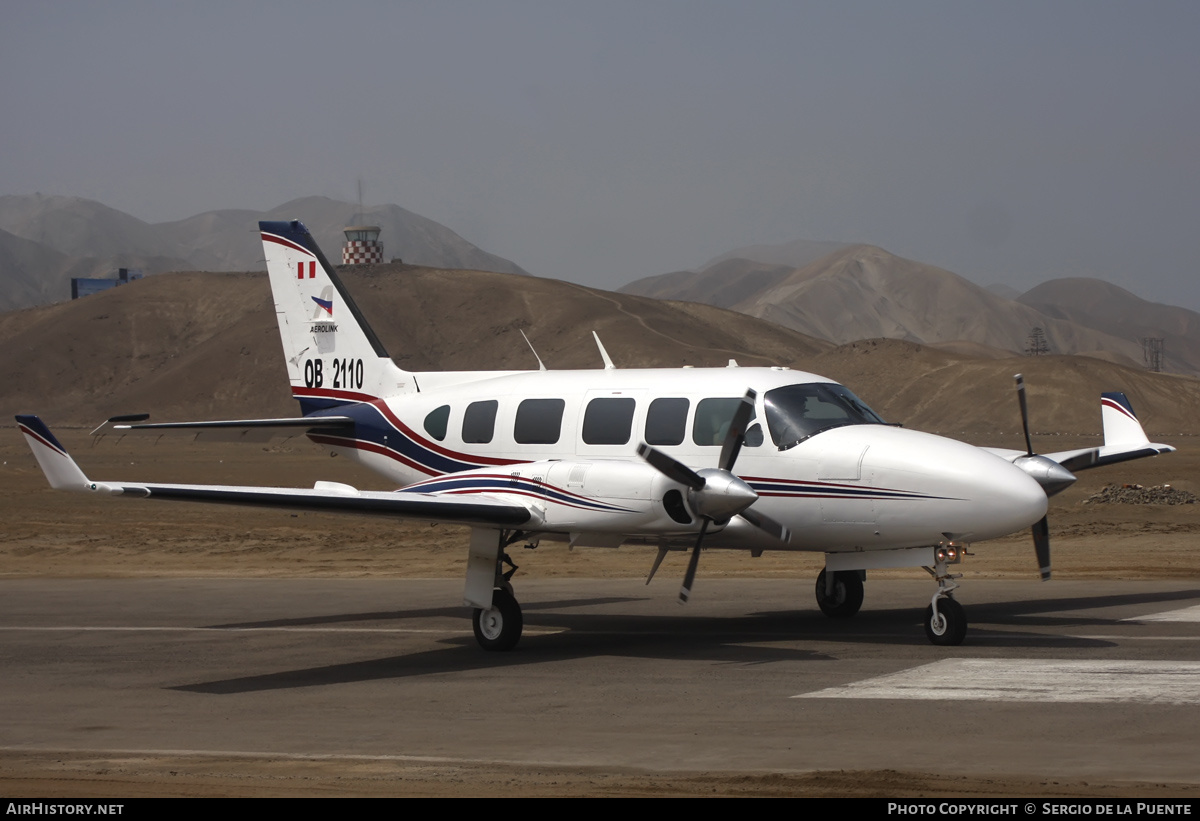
[
  {"xmin": 986, "ymin": 389, "xmax": 1174, "ymax": 473},
  {"xmin": 108, "ymin": 416, "xmax": 355, "ymax": 443}
]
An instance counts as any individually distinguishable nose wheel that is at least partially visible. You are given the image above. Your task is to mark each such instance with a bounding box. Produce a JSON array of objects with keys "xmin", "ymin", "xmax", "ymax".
[
  {"xmin": 924, "ymin": 545, "xmax": 967, "ymax": 646},
  {"xmin": 924, "ymin": 596, "xmax": 967, "ymax": 645}
]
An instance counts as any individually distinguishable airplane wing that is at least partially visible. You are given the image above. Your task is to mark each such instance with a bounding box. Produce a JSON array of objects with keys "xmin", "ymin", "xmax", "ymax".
[
  {"xmin": 982, "ymin": 391, "xmax": 1174, "ymax": 472},
  {"xmin": 18, "ymin": 415, "xmax": 530, "ymax": 528}
]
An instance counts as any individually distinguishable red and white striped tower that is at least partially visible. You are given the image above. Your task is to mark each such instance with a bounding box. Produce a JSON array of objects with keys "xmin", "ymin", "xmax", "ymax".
[{"xmin": 342, "ymin": 225, "xmax": 384, "ymax": 265}]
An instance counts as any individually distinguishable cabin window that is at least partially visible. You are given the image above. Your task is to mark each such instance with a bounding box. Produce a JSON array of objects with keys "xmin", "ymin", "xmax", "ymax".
[
  {"xmin": 693, "ymin": 397, "xmax": 756, "ymax": 446},
  {"xmin": 423, "ymin": 405, "xmax": 450, "ymax": 441},
  {"xmin": 645, "ymin": 398, "xmax": 689, "ymax": 446},
  {"xmin": 582, "ymin": 397, "xmax": 636, "ymax": 445},
  {"xmin": 462, "ymin": 400, "xmax": 498, "ymax": 444},
  {"xmin": 514, "ymin": 398, "xmax": 565, "ymax": 444}
]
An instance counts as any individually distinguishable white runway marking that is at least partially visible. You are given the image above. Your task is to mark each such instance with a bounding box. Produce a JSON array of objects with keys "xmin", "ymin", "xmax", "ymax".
[
  {"xmin": 794, "ymin": 659, "xmax": 1200, "ymax": 705},
  {"xmin": 1126, "ymin": 604, "xmax": 1200, "ymax": 623}
]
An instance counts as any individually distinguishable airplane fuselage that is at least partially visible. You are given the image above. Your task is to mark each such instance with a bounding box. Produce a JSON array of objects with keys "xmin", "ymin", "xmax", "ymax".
[{"xmin": 297, "ymin": 365, "xmax": 1049, "ymax": 554}]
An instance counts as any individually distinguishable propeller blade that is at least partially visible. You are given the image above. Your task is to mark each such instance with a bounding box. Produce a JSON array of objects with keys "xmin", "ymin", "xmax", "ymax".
[
  {"xmin": 679, "ymin": 519, "xmax": 709, "ymax": 604},
  {"xmin": 740, "ymin": 508, "xmax": 791, "ymax": 543},
  {"xmin": 637, "ymin": 443, "xmax": 705, "ymax": 491},
  {"xmin": 1032, "ymin": 515, "xmax": 1051, "ymax": 581},
  {"xmin": 718, "ymin": 389, "xmax": 758, "ymax": 472},
  {"xmin": 1014, "ymin": 373, "xmax": 1034, "ymax": 457}
]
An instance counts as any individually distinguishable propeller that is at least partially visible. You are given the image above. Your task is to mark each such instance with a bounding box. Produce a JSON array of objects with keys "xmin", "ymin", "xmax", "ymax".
[
  {"xmin": 1013, "ymin": 374, "xmax": 1076, "ymax": 581},
  {"xmin": 637, "ymin": 388, "xmax": 790, "ymax": 602}
]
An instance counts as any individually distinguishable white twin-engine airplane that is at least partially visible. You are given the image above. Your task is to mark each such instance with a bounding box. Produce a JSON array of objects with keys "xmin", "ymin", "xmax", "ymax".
[{"xmin": 18, "ymin": 220, "xmax": 1175, "ymax": 649}]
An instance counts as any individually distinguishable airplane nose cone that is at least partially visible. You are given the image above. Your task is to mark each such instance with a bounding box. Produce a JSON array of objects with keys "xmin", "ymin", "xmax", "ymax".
[
  {"xmin": 855, "ymin": 428, "xmax": 1050, "ymax": 542},
  {"xmin": 951, "ymin": 452, "xmax": 1048, "ymax": 541}
]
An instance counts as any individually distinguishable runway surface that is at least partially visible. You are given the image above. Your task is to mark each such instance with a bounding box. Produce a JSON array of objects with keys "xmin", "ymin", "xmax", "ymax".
[{"xmin": 2, "ymin": 577, "xmax": 1199, "ymax": 791}]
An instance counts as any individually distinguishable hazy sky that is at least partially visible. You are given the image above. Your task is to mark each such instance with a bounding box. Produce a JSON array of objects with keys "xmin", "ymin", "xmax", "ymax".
[{"xmin": 3, "ymin": 2, "xmax": 1198, "ymax": 307}]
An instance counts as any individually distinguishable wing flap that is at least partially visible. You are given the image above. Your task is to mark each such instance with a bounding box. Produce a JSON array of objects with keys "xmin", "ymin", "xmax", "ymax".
[{"xmin": 116, "ymin": 481, "xmax": 532, "ymax": 526}]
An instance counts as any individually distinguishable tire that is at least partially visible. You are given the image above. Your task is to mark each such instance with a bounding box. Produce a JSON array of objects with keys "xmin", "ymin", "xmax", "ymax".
[
  {"xmin": 814, "ymin": 569, "xmax": 864, "ymax": 618},
  {"xmin": 924, "ymin": 597, "xmax": 967, "ymax": 646},
  {"xmin": 472, "ymin": 588, "xmax": 523, "ymax": 651}
]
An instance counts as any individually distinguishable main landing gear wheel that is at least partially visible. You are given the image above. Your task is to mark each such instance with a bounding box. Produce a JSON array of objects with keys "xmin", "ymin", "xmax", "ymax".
[
  {"xmin": 924, "ymin": 597, "xmax": 967, "ymax": 646},
  {"xmin": 815, "ymin": 569, "xmax": 864, "ymax": 618},
  {"xmin": 472, "ymin": 588, "xmax": 523, "ymax": 651}
]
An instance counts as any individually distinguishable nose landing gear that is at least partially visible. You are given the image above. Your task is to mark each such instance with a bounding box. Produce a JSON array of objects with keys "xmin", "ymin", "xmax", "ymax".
[
  {"xmin": 923, "ymin": 545, "xmax": 967, "ymax": 646},
  {"xmin": 818, "ymin": 542, "xmax": 970, "ymax": 645}
]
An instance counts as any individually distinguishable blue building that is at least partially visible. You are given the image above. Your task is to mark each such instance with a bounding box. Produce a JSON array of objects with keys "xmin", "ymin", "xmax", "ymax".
[{"xmin": 71, "ymin": 268, "xmax": 143, "ymax": 299}]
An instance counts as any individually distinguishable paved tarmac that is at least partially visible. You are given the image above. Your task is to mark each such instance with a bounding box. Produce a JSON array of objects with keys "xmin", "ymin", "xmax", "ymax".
[{"xmin": 2, "ymin": 578, "xmax": 1199, "ymax": 786}]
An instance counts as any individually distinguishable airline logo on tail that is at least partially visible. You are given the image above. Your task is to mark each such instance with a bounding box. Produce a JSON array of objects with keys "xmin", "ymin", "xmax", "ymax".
[{"xmin": 312, "ymin": 295, "xmax": 334, "ymax": 316}]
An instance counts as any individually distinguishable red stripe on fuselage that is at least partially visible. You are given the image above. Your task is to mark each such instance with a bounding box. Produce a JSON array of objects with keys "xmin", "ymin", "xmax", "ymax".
[
  {"xmin": 308, "ymin": 433, "xmax": 439, "ymax": 477},
  {"xmin": 366, "ymin": 399, "xmax": 518, "ymax": 467},
  {"xmin": 291, "ymin": 386, "xmax": 379, "ymax": 403}
]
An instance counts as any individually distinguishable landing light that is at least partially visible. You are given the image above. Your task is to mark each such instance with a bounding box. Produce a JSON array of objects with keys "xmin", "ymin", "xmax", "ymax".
[{"xmin": 936, "ymin": 546, "xmax": 963, "ymax": 564}]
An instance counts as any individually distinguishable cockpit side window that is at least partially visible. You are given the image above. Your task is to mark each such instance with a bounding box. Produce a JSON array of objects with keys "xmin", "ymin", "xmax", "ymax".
[
  {"xmin": 744, "ymin": 422, "xmax": 764, "ymax": 447},
  {"xmin": 764, "ymin": 383, "xmax": 885, "ymax": 449}
]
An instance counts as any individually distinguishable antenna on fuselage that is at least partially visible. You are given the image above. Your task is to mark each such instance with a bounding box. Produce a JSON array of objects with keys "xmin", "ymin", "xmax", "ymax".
[
  {"xmin": 519, "ymin": 329, "xmax": 547, "ymax": 371},
  {"xmin": 592, "ymin": 331, "xmax": 615, "ymax": 369}
]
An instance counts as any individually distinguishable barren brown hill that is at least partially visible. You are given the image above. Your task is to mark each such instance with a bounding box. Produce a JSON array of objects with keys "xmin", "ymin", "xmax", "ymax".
[
  {"xmin": 0, "ymin": 264, "xmax": 830, "ymax": 425},
  {"xmin": 622, "ymin": 245, "xmax": 1200, "ymax": 375},
  {"xmin": 1019, "ymin": 277, "xmax": 1200, "ymax": 376},
  {"xmin": 697, "ymin": 238, "xmax": 852, "ymax": 270},
  {"xmin": 4, "ymin": 264, "xmax": 1200, "ymax": 442},
  {"xmin": 800, "ymin": 338, "xmax": 1200, "ymax": 440},
  {"xmin": 619, "ymin": 258, "xmax": 795, "ymax": 306}
]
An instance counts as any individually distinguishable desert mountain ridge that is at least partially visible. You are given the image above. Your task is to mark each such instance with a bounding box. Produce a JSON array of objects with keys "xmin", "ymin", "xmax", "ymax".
[
  {"xmin": 0, "ymin": 193, "xmax": 528, "ymax": 312},
  {"xmin": 622, "ymin": 242, "xmax": 1200, "ymax": 377}
]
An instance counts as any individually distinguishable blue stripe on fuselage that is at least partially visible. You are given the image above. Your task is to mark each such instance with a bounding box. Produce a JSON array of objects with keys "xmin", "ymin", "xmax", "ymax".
[{"xmin": 314, "ymin": 402, "xmax": 509, "ymax": 474}]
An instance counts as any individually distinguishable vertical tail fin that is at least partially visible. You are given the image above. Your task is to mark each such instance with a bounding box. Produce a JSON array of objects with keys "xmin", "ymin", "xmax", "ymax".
[
  {"xmin": 16, "ymin": 415, "xmax": 91, "ymax": 491},
  {"xmin": 1100, "ymin": 392, "xmax": 1150, "ymax": 447},
  {"xmin": 259, "ymin": 220, "xmax": 414, "ymax": 413}
]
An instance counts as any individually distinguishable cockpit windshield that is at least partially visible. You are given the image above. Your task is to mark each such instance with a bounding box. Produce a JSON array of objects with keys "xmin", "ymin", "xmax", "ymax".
[{"xmin": 763, "ymin": 383, "xmax": 887, "ymax": 450}]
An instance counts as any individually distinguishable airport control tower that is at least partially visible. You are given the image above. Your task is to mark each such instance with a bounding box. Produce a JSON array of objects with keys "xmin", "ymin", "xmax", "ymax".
[{"xmin": 341, "ymin": 225, "xmax": 384, "ymax": 265}]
